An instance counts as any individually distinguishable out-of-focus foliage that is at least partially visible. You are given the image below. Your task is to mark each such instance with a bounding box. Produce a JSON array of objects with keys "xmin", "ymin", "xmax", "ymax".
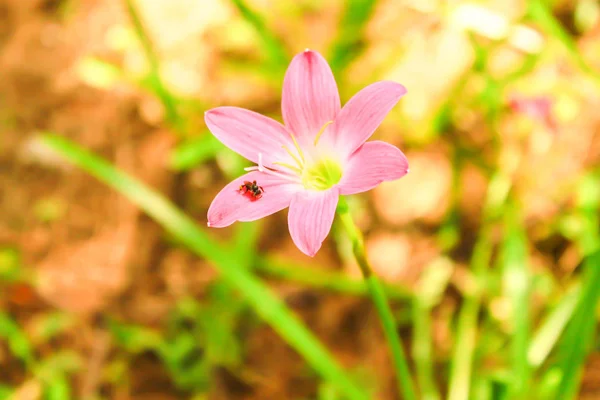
[{"xmin": 2, "ymin": 0, "xmax": 600, "ymax": 399}]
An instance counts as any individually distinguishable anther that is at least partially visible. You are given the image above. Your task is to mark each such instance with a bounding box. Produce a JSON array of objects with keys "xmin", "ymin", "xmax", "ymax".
[
  {"xmin": 289, "ymin": 133, "xmax": 305, "ymax": 163},
  {"xmin": 282, "ymin": 145, "xmax": 304, "ymax": 170},
  {"xmin": 314, "ymin": 121, "xmax": 333, "ymax": 145}
]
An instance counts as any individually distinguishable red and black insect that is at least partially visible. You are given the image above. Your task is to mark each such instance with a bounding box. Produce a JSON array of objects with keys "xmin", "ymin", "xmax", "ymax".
[{"xmin": 239, "ymin": 180, "xmax": 265, "ymax": 200}]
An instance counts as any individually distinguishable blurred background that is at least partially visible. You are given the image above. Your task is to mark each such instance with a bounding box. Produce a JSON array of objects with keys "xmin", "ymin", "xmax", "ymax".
[{"xmin": 1, "ymin": 0, "xmax": 600, "ymax": 399}]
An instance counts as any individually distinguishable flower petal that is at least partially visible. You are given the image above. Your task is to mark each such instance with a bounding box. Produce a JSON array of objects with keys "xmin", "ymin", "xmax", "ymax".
[
  {"xmin": 282, "ymin": 50, "xmax": 341, "ymax": 142},
  {"xmin": 338, "ymin": 141, "xmax": 409, "ymax": 195},
  {"xmin": 327, "ymin": 81, "xmax": 406, "ymax": 156},
  {"xmin": 207, "ymin": 171, "xmax": 301, "ymax": 228},
  {"xmin": 205, "ymin": 106, "xmax": 295, "ymax": 168},
  {"xmin": 288, "ymin": 188, "xmax": 339, "ymax": 256}
]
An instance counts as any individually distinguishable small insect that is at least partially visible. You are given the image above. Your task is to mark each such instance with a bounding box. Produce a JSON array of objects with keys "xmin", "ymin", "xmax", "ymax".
[{"xmin": 238, "ymin": 180, "xmax": 265, "ymax": 200}]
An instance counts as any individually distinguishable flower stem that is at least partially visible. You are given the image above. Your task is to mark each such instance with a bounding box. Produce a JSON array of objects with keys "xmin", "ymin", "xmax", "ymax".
[{"xmin": 337, "ymin": 198, "xmax": 418, "ymax": 400}]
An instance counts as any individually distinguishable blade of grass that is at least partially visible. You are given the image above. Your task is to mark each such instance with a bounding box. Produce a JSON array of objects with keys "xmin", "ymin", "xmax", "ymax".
[
  {"xmin": 257, "ymin": 256, "xmax": 412, "ymax": 300},
  {"xmin": 412, "ymin": 258, "xmax": 452, "ymax": 400},
  {"xmin": 448, "ymin": 172, "xmax": 512, "ymax": 400},
  {"xmin": 123, "ymin": 0, "xmax": 182, "ymax": 131},
  {"xmin": 328, "ymin": 0, "xmax": 378, "ymax": 76},
  {"xmin": 447, "ymin": 228, "xmax": 493, "ymax": 400},
  {"xmin": 40, "ymin": 133, "xmax": 368, "ymax": 400},
  {"xmin": 0, "ymin": 312, "xmax": 35, "ymax": 368},
  {"xmin": 527, "ymin": 0, "xmax": 600, "ymax": 84},
  {"xmin": 549, "ymin": 172, "xmax": 600, "ymax": 400},
  {"xmin": 229, "ymin": 0, "xmax": 289, "ymax": 75},
  {"xmin": 527, "ymin": 284, "xmax": 579, "ymax": 368},
  {"xmin": 501, "ymin": 202, "xmax": 531, "ymax": 399},
  {"xmin": 551, "ymin": 250, "xmax": 600, "ymax": 400}
]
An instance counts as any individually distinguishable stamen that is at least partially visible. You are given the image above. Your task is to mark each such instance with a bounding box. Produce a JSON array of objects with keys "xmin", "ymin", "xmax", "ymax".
[
  {"xmin": 289, "ymin": 133, "xmax": 305, "ymax": 163},
  {"xmin": 273, "ymin": 161, "xmax": 303, "ymax": 175},
  {"xmin": 314, "ymin": 121, "xmax": 333, "ymax": 145},
  {"xmin": 282, "ymin": 145, "xmax": 304, "ymax": 170}
]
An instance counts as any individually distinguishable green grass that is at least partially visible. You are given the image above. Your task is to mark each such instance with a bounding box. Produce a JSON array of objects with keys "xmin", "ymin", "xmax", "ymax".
[
  {"xmin": 501, "ymin": 202, "xmax": 531, "ymax": 399},
  {"xmin": 40, "ymin": 133, "xmax": 368, "ymax": 400},
  {"xmin": 3, "ymin": 2, "xmax": 600, "ymax": 398}
]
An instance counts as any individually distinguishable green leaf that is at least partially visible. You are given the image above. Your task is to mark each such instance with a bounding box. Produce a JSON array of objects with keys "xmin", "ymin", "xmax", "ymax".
[
  {"xmin": 40, "ymin": 133, "xmax": 368, "ymax": 400},
  {"xmin": 108, "ymin": 321, "xmax": 162, "ymax": 353},
  {"xmin": 551, "ymin": 251, "xmax": 600, "ymax": 400},
  {"xmin": 158, "ymin": 332, "xmax": 210, "ymax": 390},
  {"xmin": 528, "ymin": 285, "xmax": 579, "ymax": 368},
  {"xmin": 0, "ymin": 312, "xmax": 34, "ymax": 366}
]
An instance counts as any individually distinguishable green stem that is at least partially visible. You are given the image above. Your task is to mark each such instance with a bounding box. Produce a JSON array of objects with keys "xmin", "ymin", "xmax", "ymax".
[
  {"xmin": 447, "ymin": 228, "xmax": 493, "ymax": 400},
  {"xmin": 337, "ymin": 198, "xmax": 417, "ymax": 400},
  {"xmin": 412, "ymin": 298, "xmax": 440, "ymax": 400}
]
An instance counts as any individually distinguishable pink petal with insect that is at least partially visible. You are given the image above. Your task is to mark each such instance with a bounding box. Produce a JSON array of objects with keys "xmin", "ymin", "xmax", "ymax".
[
  {"xmin": 205, "ymin": 107, "xmax": 296, "ymax": 168},
  {"xmin": 288, "ymin": 187, "xmax": 339, "ymax": 256},
  {"xmin": 326, "ymin": 81, "xmax": 406, "ymax": 156},
  {"xmin": 282, "ymin": 50, "xmax": 341, "ymax": 142},
  {"xmin": 338, "ymin": 141, "xmax": 409, "ymax": 195},
  {"xmin": 207, "ymin": 171, "xmax": 301, "ymax": 228}
]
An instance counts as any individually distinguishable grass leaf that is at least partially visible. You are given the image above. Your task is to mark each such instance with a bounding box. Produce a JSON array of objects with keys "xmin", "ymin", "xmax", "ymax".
[
  {"xmin": 501, "ymin": 202, "xmax": 531, "ymax": 398},
  {"xmin": 551, "ymin": 251, "xmax": 600, "ymax": 400}
]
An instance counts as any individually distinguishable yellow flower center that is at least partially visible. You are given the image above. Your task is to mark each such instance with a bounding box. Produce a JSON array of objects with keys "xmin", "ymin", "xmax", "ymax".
[
  {"xmin": 301, "ymin": 158, "xmax": 343, "ymax": 190},
  {"xmin": 270, "ymin": 120, "xmax": 342, "ymax": 191}
]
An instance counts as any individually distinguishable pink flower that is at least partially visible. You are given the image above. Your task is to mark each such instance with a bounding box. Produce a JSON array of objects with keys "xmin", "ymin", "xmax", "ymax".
[{"xmin": 206, "ymin": 50, "xmax": 409, "ymax": 256}]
